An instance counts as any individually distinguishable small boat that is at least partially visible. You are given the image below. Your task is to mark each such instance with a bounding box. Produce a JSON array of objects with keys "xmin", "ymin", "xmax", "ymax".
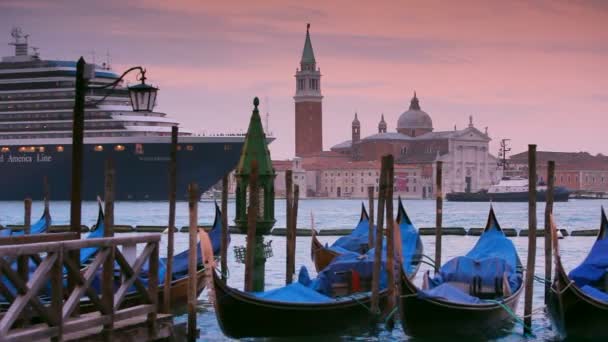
[
  {"xmin": 447, "ymin": 176, "xmax": 571, "ymax": 202},
  {"xmin": 0, "ymin": 205, "xmax": 51, "ymax": 237},
  {"xmin": 209, "ymin": 198, "xmax": 423, "ymax": 338},
  {"xmin": 547, "ymin": 208, "xmax": 608, "ymax": 340},
  {"xmin": 399, "ymin": 207, "xmax": 524, "ymax": 339},
  {"xmin": 311, "ymin": 204, "xmax": 370, "ymax": 272}
]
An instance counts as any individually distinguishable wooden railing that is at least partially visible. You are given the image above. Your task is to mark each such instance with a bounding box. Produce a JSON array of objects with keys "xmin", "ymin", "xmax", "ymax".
[{"xmin": 0, "ymin": 233, "xmax": 161, "ymax": 341}]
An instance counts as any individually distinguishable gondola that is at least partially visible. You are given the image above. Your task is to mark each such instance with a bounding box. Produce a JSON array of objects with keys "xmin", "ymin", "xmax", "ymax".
[
  {"xmin": 0, "ymin": 205, "xmax": 51, "ymax": 237},
  {"xmin": 82, "ymin": 202, "xmax": 227, "ymax": 312},
  {"xmin": 209, "ymin": 198, "xmax": 423, "ymax": 338},
  {"xmin": 311, "ymin": 203, "xmax": 370, "ymax": 272},
  {"xmin": 548, "ymin": 209, "xmax": 608, "ymax": 340},
  {"xmin": 399, "ymin": 207, "xmax": 524, "ymax": 340}
]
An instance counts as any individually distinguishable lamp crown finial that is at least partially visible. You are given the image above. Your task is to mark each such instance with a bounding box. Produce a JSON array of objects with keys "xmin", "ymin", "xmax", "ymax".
[{"xmin": 253, "ymin": 97, "xmax": 260, "ymax": 109}]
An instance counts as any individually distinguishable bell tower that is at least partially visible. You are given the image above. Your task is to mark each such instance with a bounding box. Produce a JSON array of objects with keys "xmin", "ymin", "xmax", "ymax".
[{"xmin": 294, "ymin": 23, "xmax": 323, "ymax": 157}]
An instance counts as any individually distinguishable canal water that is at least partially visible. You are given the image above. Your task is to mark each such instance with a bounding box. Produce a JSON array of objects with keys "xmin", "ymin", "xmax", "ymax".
[{"xmin": 2, "ymin": 199, "xmax": 607, "ymax": 341}]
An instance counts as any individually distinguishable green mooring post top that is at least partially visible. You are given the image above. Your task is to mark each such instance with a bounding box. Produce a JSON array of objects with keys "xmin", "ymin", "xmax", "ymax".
[{"xmin": 236, "ymin": 97, "xmax": 275, "ymax": 177}]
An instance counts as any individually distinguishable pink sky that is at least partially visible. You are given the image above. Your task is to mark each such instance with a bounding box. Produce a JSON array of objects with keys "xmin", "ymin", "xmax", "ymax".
[{"xmin": 1, "ymin": 0, "xmax": 607, "ymax": 159}]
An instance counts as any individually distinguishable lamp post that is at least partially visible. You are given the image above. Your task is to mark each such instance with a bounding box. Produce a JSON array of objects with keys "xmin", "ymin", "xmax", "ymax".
[{"xmin": 69, "ymin": 58, "xmax": 159, "ymax": 292}]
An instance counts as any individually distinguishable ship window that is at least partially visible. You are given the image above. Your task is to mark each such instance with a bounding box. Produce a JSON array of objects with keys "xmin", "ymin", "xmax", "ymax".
[
  {"xmin": 114, "ymin": 145, "xmax": 125, "ymax": 152},
  {"xmin": 94, "ymin": 145, "xmax": 104, "ymax": 152},
  {"xmin": 56, "ymin": 146, "xmax": 64, "ymax": 152},
  {"xmin": 176, "ymin": 145, "xmax": 182, "ymax": 151},
  {"xmin": 1, "ymin": 147, "xmax": 9, "ymax": 153},
  {"xmin": 186, "ymin": 145, "xmax": 194, "ymax": 151},
  {"xmin": 224, "ymin": 144, "xmax": 232, "ymax": 151},
  {"xmin": 18, "ymin": 146, "xmax": 36, "ymax": 153},
  {"xmin": 38, "ymin": 147, "xmax": 45, "ymax": 153},
  {"xmin": 135, "ymin": 144, "xmax": 144, "ymax": 154}
]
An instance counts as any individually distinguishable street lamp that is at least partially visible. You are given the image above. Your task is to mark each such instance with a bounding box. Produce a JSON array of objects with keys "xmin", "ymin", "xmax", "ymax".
[{"xmin": 87, "ymin": 65, "xmax": 158, "ymax": 112}]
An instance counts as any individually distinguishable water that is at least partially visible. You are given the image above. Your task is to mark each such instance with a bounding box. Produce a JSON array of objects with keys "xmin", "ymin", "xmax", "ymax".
[{"xmin": 4, "ymin": 198, "xmax": 607, "ymax": 341}]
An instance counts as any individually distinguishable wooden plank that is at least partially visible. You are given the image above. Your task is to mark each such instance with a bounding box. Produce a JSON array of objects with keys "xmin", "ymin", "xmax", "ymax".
[
  {"xmin": 4, "ymin": 325, "xmax": 59, "ymax": 342},
  {"xmin": 244, "ymin": 161, "xmax": 259, "ymax": 292},
  {"xmin": 435, "ymin": 160, "xmax": 443, "ymax": 273},
  {"xmin": 0, "ymin": 253, "xmax": 57, "ymax": 334},
  {"xmin": 51, "ymin": 248, "xmax": 63, "ymax": 342},
  {"xmin": 113, "ymin": 243, "xmax": 155, "ymax": 309},
  {"xmin": 524, "ymin": 144, "xmax": 537, "ymax": 335},
  {"xmin": 0, "ymin": 234, "xmax": 161, "ymax": 257},
  {"xmin": 221, "ymin": 174, "xmax": 229, "ymax": 282},
  {"xmin": 114, "ymin": 248, "xmax": 152, "ymax": 305},
  {"xmin": 371, "ymin": 156, "xmax": 388, "ymax": 315},
  {"xmin": 63, "ymin": 255, "xmax": 106, "ymax": 313},
  {"xmin": 103, "ymin": 159, "xmax": 115, "ymax": 340},
  {"xmin": 544, "ymin": 160, "xmax": 555, "ymax": 304},
  {"xmin": 285, "ymin": 170, "xmax": 293, "ymax": 285},
  {"xmin": 188, "ymin": 183, "xmax": 199, "ymax": 342},
  {"xmin": 63, "ymin": 312, "xmax": 110, "ymax": 335},
  {"xmin": 164, "ymin": 125, "xmax": 178, "ymax": 313},
  {"xmin": 147, "ymin": 242, "xmax": 159, "ymax": 337},
  {"xmin": 63, "ymin": 248, "xmax": 110, "ymax": 321},
  {"xmin": 0, "ymin": 232, "xmax": 79, "ymax": 246}
]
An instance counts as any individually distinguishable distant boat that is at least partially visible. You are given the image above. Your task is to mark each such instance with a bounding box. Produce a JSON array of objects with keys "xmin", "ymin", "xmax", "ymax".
[{"xmin": 446, "ymin": 177, "xmax": 570, "ymax": 202}]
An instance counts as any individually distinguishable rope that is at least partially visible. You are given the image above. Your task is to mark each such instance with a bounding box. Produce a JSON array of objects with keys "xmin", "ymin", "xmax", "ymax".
[
  {"xmin": 551, "ymin": 280, "xmax": 575, "ymax": 295},
  {"xmin": 484, "ymin": 299, "xmax": 536, "ymax": 338},
  {"xmin": 384, "ymin": 305, "xmax": 399, "ymax": 324}
]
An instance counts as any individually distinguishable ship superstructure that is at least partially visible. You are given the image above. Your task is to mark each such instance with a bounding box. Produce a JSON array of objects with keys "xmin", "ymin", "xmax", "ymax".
[{"xmin": 0, "ymin": 28, "xmax": 247, "ymax": 200}]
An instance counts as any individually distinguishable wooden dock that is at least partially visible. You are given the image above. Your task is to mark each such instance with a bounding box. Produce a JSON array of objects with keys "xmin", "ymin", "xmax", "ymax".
[{"xmin": 0, "ymin": 233, "xmax": 175, "ymax": 341}]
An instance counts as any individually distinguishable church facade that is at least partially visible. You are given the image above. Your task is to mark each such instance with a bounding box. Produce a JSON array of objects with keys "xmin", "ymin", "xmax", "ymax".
[{"xmin": 329, "ymin": 94, "xmax": 502, "ymax": 196}]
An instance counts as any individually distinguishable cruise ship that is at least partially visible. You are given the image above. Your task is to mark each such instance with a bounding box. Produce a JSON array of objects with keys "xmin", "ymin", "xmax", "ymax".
[{"xmin": 0, "ymin": 28, "xmax": 247, "ymax": 200}]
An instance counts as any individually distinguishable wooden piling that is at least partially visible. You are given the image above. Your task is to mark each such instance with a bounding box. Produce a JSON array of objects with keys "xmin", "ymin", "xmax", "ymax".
[
  {"xmin": 244, "ymin": 160, "xmax": 259, "ymax": 292},
  {"xmin": 68, "ymin": 57, "xmax": 86, "ymax": 303},
  {"xmin": 17, "ymin": 197, "xmax": 32, "ymax": 326},
  {"xmin": 102, "ymin": 159, "xmax": 115, "ymax": 340},
  {"xmin": 187, "ymin": 183, "xmax": 199, "ymax": 342},
  {"xmin": 368, "ymin": 186, "xmax": 375, "ymax": 249},
  {"xmin": 384, "ymin": 155, "xmax": 396, "ymax": 319},
  {"xmin": 285, "ymin": 170, "xmax": 293, "ymax": 285},
  {"xmin": 371, "ymin": 156, "xmax": 388, "ymax": 315},
  {"xmin": 289, "ymin": 185, "xmax": 299, "ymax": 282},
  {"xmin": 163, "ymin": 125, "xmax": 178, "ymax": 312},
  {"xmin": 435, "ymin": 161, "xmax": 443, "ymax": 273},
  {"xmin": 524, "ymin": 145, "xmax": 537, "ymax": 335},
  {"xmin": 544, "ymin": 160, "xmax": 555, "ymax": 304},
  {"xmin": 221, "ymin": 174, "xmax": 229, "ymax": 282},
  {"xmin": 43, "ymin": 175, "xmax": 50, "ymax": 216}
]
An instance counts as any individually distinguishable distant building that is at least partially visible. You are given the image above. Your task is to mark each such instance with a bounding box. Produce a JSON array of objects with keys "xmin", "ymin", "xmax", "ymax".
[
  {"xmin": 509, "ymin": 151, "xmax": 608, "ymax": 193},
  {"xmin": 280, "ymin": 24, "xmax": 502, "ymax": 198},
  {"xmin": 294, "ymin": 24, "xmax": 323, "ymax": 157}
]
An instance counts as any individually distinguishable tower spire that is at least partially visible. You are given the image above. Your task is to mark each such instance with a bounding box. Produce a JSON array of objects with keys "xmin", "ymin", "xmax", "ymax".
[{"xmin": 301, "ymin": 23, "xmax": 316, "ymax": 65}]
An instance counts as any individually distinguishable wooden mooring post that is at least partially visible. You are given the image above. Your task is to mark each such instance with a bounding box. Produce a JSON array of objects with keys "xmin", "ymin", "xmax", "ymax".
[
  {"xmin": 368, "ymin": 186, "xmax": 375, "ymax": 249},
  {"xmin": 384, "ymin": 155, "xmax": 396, "ymax": 322},
  {"xmin": 371, "ymin": 156, "xmax": 388, "ymax": 315},
  {"xmin": 435, "ymin": 161, "xmax": 443, "ymax": 273},
  {"xmin": 290, "ymin": 185, "xmax": 299, "ymax": 276},
  {"xmin": 188, "ymin": 183, "xmax": 199, "ymax": 341},
  {"xmin": 524, "ymin": 144, "xmax": 537, "ymax": 335},
  {"xmin": 244, "ymin": 160, "xmax": 259, "ymax": 292},
  {"xmin": 285, "ymin": 170, "xmax": 294, "ymax": 284},
  {"xmin": 164, "ymin": 125, "xmax": 178, "ymax": 312},
  {"xmin": 544, "ymin": 160, "xmax": 555, "ymax": 304},
  {"xmin": 102, "ymin": 159, "xmax": 116, "ymax": 340},
  {"xmin": 43, "ymin": 175, "xmax": 50, "ymax": 215},
  {"xmin": 68, "ymin": 57, "xmax": 86, "ymax": 305},
  {"xmin": 221, "ymin": 173, "xmax": 229, "ymax": 282}
]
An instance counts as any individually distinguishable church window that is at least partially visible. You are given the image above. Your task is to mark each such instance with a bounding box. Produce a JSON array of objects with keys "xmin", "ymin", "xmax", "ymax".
[
  {"xmin": 351, "ymin": 187, "xmax": 354, "ymax": 192},
  {"xmin": 414, "ymin": 186, "xmax": 416, "ymax": 192},
  {"xmin": 376, "ymin": 178, "xmax": 379, "ymax": 184},
  {"xmin": 375, "ymin": 186, "xmax": 379, "ymax": 192},
  {"xmin": 298, "ymin": 79, "xmax": 304, "ymax": 90},
  {"xmin": 369, "ymin": 172, "xmax": 372, "ymax": 176},
  {"xmin": 401, "ymin": 147, "xmax": 407, "ymax": 155},
  {"xmin": 560, "ymin": 176, "xmax": 564, "ymax": 183},
  {"xmin": 406, "ymin": 186, "xmax": 409, "ymax": 192}
]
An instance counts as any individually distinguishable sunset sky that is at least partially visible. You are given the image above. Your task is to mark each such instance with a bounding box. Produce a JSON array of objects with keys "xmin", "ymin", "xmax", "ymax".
[{"xmin": 1, "ymin": 0, "xmax": 606, "ymax": 159}]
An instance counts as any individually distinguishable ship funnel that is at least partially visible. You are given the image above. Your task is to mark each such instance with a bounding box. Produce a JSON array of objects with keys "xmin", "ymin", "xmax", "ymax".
[{"xmin": 10, "ymin": 27, "xmax": 29, "ymax": 57}]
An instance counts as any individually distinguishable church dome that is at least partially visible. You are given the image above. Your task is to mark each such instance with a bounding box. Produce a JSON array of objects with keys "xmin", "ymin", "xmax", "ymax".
[{"xmin": 397, "ymin": 93, "xmax": 433, "ymax": 135}]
